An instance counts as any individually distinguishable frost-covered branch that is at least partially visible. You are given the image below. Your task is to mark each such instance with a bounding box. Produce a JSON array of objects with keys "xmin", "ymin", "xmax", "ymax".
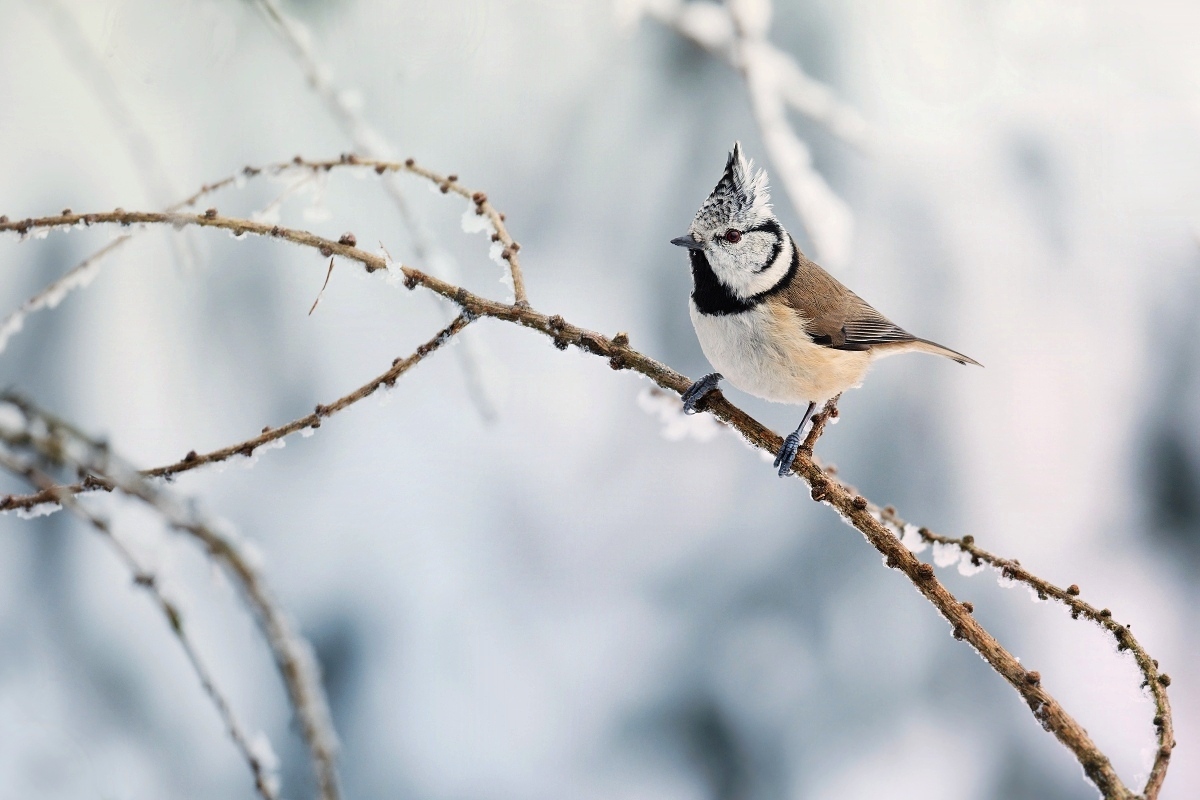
[
  {"xmin": 0, "ymin": 236, "xmax": 115, "ymax": 355},
  {"xmin": 878, "ymin": 506, "xmax": 1175, "ymax": 798},
  {"xmin": 0, "ymin": 396, "xmax": 341, "ymax": 800},
  {"xmin": 638, "ymin": 0, "xmax": 858, "ymax": 267},
  {"xmin": 246, "ymin": 6, "xmax": 529, "ymax": 304},
  {"xmin": 252, "ymin": 0, "xmax": 530, "ymax": 300},
  {"xmin": 629, "ymin": 0, "xmax": 869, "ymax": 145},
  {"xmin": 3, "ymin": 310, "xmax": 473, "ymax": 501},
  {"xmin": 253, "ymin": 0, "xmax": 506, "ymax": 417},
  {"xmin": 0, "ymin": 165, "xmax": 253, "ymax": 355},
  {"xmin": 0, "ymin": 154, "xmax": 1171, "ymax": 799},
  {"xmin": 0, "ymin": 154, "xmax": 513, "ymax": 357},
  {"xmin": 0, "ymin": 447, "xmax": 281, "ymax": 800}
]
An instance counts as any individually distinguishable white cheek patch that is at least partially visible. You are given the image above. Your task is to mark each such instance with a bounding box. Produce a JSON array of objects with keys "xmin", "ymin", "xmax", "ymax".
[
  {"xmin": 705, "ymin": 249, "xmax": 747, "ymax": 296},
  {"xmin": 707, "ymin": 234, "xmax": 793, "ymax": 300},
  {"xmin": 743, "ymin": 234, "xmax": 792, "ymax": 295}
]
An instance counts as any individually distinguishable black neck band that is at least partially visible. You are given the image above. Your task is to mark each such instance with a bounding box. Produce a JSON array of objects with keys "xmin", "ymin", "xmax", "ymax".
[{"xmin": 689, "ymin": 236, "xmax": 799, "ymax": 316}]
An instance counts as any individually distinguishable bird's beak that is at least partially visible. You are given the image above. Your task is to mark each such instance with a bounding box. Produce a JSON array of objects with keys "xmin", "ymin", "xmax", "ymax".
[{"xmin": 671, "ymin": 234, "xmax": 705, "ymax": 251}]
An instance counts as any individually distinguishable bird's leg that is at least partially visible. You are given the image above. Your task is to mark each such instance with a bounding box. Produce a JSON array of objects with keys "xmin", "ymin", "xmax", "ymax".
[
  {"xmin": 681, "ymin": 372, "xmax": 723, "ymax": 414},
  {"xmin": 773, "ymin": 401, "xmax": 817, "ymax": 477}
]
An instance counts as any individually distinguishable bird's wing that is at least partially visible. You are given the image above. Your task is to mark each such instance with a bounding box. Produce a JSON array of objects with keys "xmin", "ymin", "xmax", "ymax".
[
  {"xmin": 836, "ymin": 299, "xmax": 915, "ymax": 349},
  {"xmin": 779, "ymin": 251, "xmax": 914, "ymax": 351}
]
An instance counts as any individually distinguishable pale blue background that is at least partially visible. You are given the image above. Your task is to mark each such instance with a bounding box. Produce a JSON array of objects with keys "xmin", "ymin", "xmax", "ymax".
[{"xmin": 0, "ymin": 1, "xmax": 1197, "ymax": 798}]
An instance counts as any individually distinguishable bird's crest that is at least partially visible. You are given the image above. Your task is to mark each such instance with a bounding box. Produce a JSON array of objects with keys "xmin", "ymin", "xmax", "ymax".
[{"xmin": 692, "ymin": 142, "xmax": 772, "ymax": 232}]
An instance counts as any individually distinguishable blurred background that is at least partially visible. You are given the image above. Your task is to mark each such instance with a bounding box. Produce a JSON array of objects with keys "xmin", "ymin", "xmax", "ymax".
[{"xmin": 1, "ymin": 0, "xmax": 1198, "ymax": 797}]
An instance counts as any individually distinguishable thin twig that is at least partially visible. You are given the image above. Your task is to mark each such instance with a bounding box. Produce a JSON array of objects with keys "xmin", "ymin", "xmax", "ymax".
[
  {"xmin": 1, "ymin": 154, "xmax": 525, "ymax": 301},
  {"xmin": 0, "ymin": 162, "xmax": 280, "ymax": 356},
  {"xmin": 646, "ymin": 0, "xmax": 857, "ymax": 267},
  {"xmin": 639, "ymin": 0, "xmax": 869, "ymax": 147},
  {"xmin": 143, "ymin": 313, "xmax": 474, "ymax": 483},
  {"xmin": 0, "ymin": 451, "xmax": 281, "ymax": 800},
  {"xmin": 0, "ymin": 236, "xmax": 117, "ymax": 355},
  {"xmin": 309, "ymin": 257, "xmax": 335, "ymax": 315},
  {"xmin": 879, "ymin": 507, "xmax": 1175, "ymax": 797},
  {"xmin": 250, "ymin": 0, "xmax": 528, "ymax": 303},
  {"xmin": 0, "ymin": 155, "xmax": 511, "ymax": 359},
  {"xmin": 253, "ymin": 0, "xmax": 506, "ymax": 421},
  {"xmin": 0, "ymin": 176, "xmax": 1169, "ymax": 798},
  {"xmin": 0, "ymin": 399, "xmax": 342, "ymax": 800},
  {"xmin": 801, "ymin": 393, "xmax": 840, "ymax": 451}
]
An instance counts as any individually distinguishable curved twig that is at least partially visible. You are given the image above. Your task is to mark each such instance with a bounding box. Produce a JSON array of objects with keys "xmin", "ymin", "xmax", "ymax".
[
  {"xmin": 878, "ymin": 506, "xmax": 1175, "ymax": 797},
  {"xmin": 251, "ymin": 0, "xmax": 502, "ymax": 415},
  {"xmin": 645, "ymin": 0, "xmax": 857, "ymax": 267},
  {"xmin": 112, "ymin": 311, "xmax": 472, "ymax": 489},
  {"xmin": 641, "ymin": 0, "xmax": 870, "ymax": 147},
  {"xmin": 0, "ymin": 398, "xmax": 341, "ymax": 800},
  {"xmin": 0, "ymin": 159, "xmax": 317, "ymax": 356},
  {"xmin": 0, "ymin": 155, "xmax": 515, "ymax": 358},
  {"xmin": 0, "ymin": 452, "xmax": 281, "ymax": 800}
]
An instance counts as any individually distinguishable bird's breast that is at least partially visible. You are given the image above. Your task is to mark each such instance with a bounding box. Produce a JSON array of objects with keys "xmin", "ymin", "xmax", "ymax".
[{"xmin": 689, "ymin": 301, "xmax": 872, "ymax": 404}]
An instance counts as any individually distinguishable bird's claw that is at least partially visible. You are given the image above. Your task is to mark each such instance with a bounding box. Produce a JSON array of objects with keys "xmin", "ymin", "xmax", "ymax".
[
  {"xmin": 681, "ymin": 372, "xmax": 723, "ymax": 414},
  {"xmin": 773, "ymin": 432, "xmax": 802, "ymax": 477}
]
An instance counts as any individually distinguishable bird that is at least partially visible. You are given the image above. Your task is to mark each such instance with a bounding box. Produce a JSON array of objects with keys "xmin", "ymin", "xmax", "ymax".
[{"xmin": 672, "ymin": 142, "xmax": 980, "ymax": 477}]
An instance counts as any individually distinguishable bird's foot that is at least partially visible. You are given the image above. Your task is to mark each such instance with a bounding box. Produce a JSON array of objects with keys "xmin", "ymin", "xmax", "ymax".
[
  {"xmin": 681, "ymin": 372, "xmax": 723, "ymax": 414},
  {"xmin": 773, "ymin": 401, "xmax": 817, "ymax": 477},
  {"xmin": 773, "ymin": 431, "xmax": 803, "ymax": 477}
]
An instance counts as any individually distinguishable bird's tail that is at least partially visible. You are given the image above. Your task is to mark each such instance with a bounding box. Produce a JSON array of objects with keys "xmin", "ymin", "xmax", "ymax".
[
  {"xmin": 874, "ymin": 337, "xmax": 982, "ymax": 366},
  {"xmin": 908, "ymin": 338, "xmax": 982, "ymax": 366}
]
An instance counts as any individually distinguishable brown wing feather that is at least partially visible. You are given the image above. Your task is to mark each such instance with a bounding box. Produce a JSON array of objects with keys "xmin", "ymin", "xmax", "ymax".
[{"xmin": 779, "ymin": 246, "xmax": 914, "ymax": 351}]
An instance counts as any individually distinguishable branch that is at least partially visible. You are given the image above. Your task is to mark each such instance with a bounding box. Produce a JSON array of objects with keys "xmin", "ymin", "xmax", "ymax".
[
  {"xmin": 0, "ymin": 451, "xmax": 281, "ymax": 800},
  {"xmin": 0, "ymin": 155, "xmax": 1172, "ymax": 798},
  {"xmin": 0, "ymin": 235, "xmax": 115, "ymax": 355},
  {"xmin": 139, "ymin": 312, "xmax": 474, "ymax": 485},
  {"xmin": 879, "ymin": 507, "xmax": 1175, "ymax": 798},
  {"xmin": 644, "ymin": 0, "xmax": 858, "ymax": 267},
  {"xmin": 637, "ymin": 0, "xmax": 869, "ymax": 146},
  {"xmin": 0, "ymin": 166, "xmax": 249, "ymax": 355},
  {"xmin": 0, "ymin": 153, "xmax": 524, "ymax": 308},
  {"xmin": 0, "ymin": 398, "xmax": 342, "ymax": 800},
  {"xmin": 0, "ymin": 154, "xmax": 510, "ymax": 355},
  {"xmin": 253, "ymin": 0, "xmax": 509, "ymax": 417},
  {"xmin": 776, "ymin": 413, "xmax": 1142, "ymax": 799}
]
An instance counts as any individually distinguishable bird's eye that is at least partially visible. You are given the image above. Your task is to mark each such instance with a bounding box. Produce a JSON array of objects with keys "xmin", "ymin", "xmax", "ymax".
[{"xmin": 723, "ymin": 229, "xmax": 742, "ymax": 243}]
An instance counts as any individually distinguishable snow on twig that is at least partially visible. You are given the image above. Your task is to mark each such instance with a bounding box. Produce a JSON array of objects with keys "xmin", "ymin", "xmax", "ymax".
[
  {"xmin": 638, "ymin": 0, "xmax": 860, "ymax": 267},
  {"xmin": 0, "ymin": 396, "xmax": 341, "ymax": 800},
  {"xmin": 253, "ymin": 0, "xmax": 507, "ymax": 419},
  {"xmin": 0, "ymin": 447, "xmax": 282, "ymax": 800}
]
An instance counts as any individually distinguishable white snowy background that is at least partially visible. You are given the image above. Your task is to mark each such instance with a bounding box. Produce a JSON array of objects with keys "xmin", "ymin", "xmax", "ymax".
[{"xmin": 1, "ymin": 1, "xmax": 1198, "ymax": 798}]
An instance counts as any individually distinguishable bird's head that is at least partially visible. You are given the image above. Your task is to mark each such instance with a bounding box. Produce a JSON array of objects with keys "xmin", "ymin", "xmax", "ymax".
[{"xmin": 672, "ymin": 142, "xmax": 789, "ymax": 300}]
